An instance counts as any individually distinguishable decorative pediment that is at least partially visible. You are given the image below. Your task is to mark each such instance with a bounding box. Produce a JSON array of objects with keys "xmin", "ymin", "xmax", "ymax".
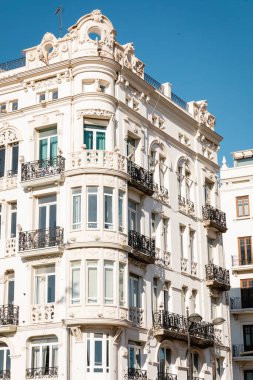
[
  {"xmin": 0, "ymin": 124, "xmax": 21, "ymax": 146},
  {"xmin": 189, "ymin": 100, "xmax": 215, "ymax": 129},
  {"xmin": 37, "ymin": 32, "xmax": 59, "ymax": 64}
]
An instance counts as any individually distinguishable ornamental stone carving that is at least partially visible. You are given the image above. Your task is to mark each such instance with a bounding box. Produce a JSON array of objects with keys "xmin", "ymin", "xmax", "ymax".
[
  {"xmin": 0, "ymin": 125, "xmax": 21, "ymax": 145},
  {"xmin": 190, "ymin": 100, "xmax": 215, "ymax": 129},
  {"xmin": 77, "ymin": 109, "xmax": 115, "ymax": 120},
  {"xmin": 23, "ymin": 69, "xmax": 72, "ymax": 92},
  {"xmin": 91, "ymin": 9, "xmax": 103, "ymax": 22},
  {"xmin": 37, "ymin": 32, "xmax": 59, "ymax": 64}
]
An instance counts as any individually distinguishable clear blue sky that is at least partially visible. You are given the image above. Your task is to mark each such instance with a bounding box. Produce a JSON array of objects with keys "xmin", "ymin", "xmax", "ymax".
[{"xmin": 0, "ymin": 0, "xmax": 251, "ymax": 166}]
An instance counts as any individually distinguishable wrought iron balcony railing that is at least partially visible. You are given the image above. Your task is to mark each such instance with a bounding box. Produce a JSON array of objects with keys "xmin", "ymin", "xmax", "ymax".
[
  {"xmin": 21, "ymin": 156, "xmax": 65, "ymax": 182},
  {"xmin": 0, "ymin": 305, "xmax": 19, "ymax": 325},
  {"xmin": 128, "ymin": 230, "xmax": 156, "ymax": 263},
  {"xmin": 158, "ymin": 372, "xmax": 177, "ymax": 380},
  {"xmin": 26, "ymin": 367, "xmax": 58, "ymax": 378},
  {"xmin": 125, "ymin": 368, "xmax": 147, "ymax": 379},
  {"xmin": 0, "ymin": 370, "xmax": 10, "ymax": 379},
  {"xmin": 0, "ymin": 57, "xmax": 26, "ymax": 72},
  {"xmin": 231, "ymin": 256, "xmax": 253, "ymax": 266},
  {"xmin": 230, "ymin": 297, "xmax": 241, "ymax": 310},
  {"xmin": 127, "ymin": 160, "xmax": 154, "ymax": 196},
  {"xmin": 205, "ymin": 264, "xmax": 230, "ymax": 290},
  {"xmin": 153, "ymin": 311, "xmax": 215, "ymax": 348},
  {"xmin": 233, "ymin": 344, "xmax": 246, "ymax": 357},
  {"xmin": 202, "ymin": 204, "xmax": 227, "ymax": 232},
  {"xmin": 19, "ymin": 227, "xmax": 64, "ymax": 252}
]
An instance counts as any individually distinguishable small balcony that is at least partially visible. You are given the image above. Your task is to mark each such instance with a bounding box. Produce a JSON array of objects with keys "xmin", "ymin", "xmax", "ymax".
[
  {"xmin": 19, "ymin": 227, "xmax": 64, "ymax": 257},
  {"xmin": 233, "ymin": 344, "xmax": 253, "ymax": 358},
  {"xmin": 231, "ymin": 289, "xmax": 253, "ymax": 311},
  {"xmin": 127, "ymin": 160, "xmax": 154, "ymax": 196},
  {"xmin": 0, "ymin": 305, "xmax": 19, "ymax": 334},
  {"xmin": 129, "ymin": 306, "xmax": 144, "ymax": 327},
  {"xmin": 0, "ymin": 371, "xmax": 10, "ymax": 380},
  {"xmin": 231, "ymin": 256, "xmax": 253, "ymax": 267},
  {"xmin": 128, "ymin": 230, "xmax": 156, "ymax": 263},
  {"xmin": 26, "ymin": 367, "xmax": 58, "ymax": 379},
  {"xmin": 205, "ymin": 264, "xmax": 230, "ymax": 291},
  {"xmin": 158, "ymin": 372, "xmax": 177, "ymax": 380},
  {"xmin": 21, "ymin": 156, "xmax": 65, "ymax": 188},
  {"xmin": 202, "ymin": 204, "xmax": 227, "ymax": 233},
  {"xmin": 153, "ymin": 311, "xmax": 215, "ymax": 348},
  {"xmin": 125, "ymin": 369, "xmax": 147, "ymax": 379}
]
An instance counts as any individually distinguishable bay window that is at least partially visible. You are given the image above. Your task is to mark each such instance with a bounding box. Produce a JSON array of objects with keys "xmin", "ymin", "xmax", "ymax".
[
  {"xmin": 72, "ymin": 188, "xmax": 82, "ymax": 230},
  {"xmin": 87, "ymin": 187, "xmax": 98, "ymax": 229},
  {"xmin": 86, "ymin": 332, "xmax": 109, "ymax": 373},
  {"xmin": 34, "ymin": 265, "xmax": 55, "ymax": 305},
  {"xmin": 71, "ymin": 261, "xmax": 81, "ymax": 304}
]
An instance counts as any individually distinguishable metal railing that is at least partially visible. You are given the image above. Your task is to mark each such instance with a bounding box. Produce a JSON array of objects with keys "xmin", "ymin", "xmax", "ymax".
[
  {"xmin": 0, "ymin": 370, "xmax": 10, "ymax": 379},
  {"xmin": 128, "ymin": 230, "xmax": 156, "ymax": 258},
  {"xmin": 0, "ymin": 305, "xmax": 19, "ymax": 325},
  {"xmin": 0, "ymin": 57, "xmax": 26, "ymax": 72},
  {"xmin": 21, "ymin": 156, "xmax": 65, "ymax": 182},
  {"xmin": 205, "ymin": 264, "xmax": 230, "ymax": 288},
  {"xmin": 186, "ymin": 199, "xmax": 195, "ymax": 212},
  {"xmin": 19, "ymin": 227, "xmax": 64, "ymax": 251},
  {"xmin": 153, "ymin": 311, "xmax": 215, "ymax": 342},
  {"xmin": 127, "ymin": 160, "xmax": 154, "ymax": 195},
  {"xmin": 202, "ymin": 204, "xmax": 227, "ymax": 231},
  {"xmin": 6, "ymin": 169, "xmax": 18, "ymax": 178},
  {"xmin": 125, "ymin": 368, "xmax": 147, "ymax": 379},
  {"xmin": 178, "ymin": 195, "xmax": 186, "ymax": 205},
  {"xmin": 231, "ymin": 256, "xmax": 253, "ymax": 266},
  {"xmin": 230, "ymin": 297, "xmax": 241, "ymax": 309},
  {"xmin": 232, "ymin": 344, "xmax": 244, "ymax": 357},
  {"xmin": 144, "ymin": 73, "xmax": 188, "ymax": 111},
  {"xmin": 26, "ymin": 367, "xmax": 58, "ymax": 378},
  {"xmin": 158, "ymin": 372, "xmax": 177, "ymax": 380}
]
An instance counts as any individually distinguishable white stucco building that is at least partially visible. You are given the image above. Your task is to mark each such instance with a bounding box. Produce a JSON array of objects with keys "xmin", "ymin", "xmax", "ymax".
[
  {"xmin": 221, "ymin": 151, "xmax": 253, "ymax": 380},
  {"xmin": 0, "ymin": 9, "xmax": 231, "ymax": 380}
]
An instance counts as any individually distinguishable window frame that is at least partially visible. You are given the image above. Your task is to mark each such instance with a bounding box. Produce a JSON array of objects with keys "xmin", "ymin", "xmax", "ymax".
[
  {"xmin": 70, "ymin": 261, "xmax": 81, "ymax": 305},
  {"xmin": 86, "ymin": 332, "xmax": 109, "ymax": 373},
  {"xmin": 34, "ymin": 265, "xmax": 56, "ymax": 305},
  {"xmin": 238, "ymin": 236, "xmax": 252, "ymax": 265},
  {"xmin": 103, "ymin": 187, "xmax": 113, "ymax": 230},
  {"xmin": 30, "ymin": 336, "xmax": 58, "ymax": 371},
  {"xmin": 71, "ymin": 187, "xmax": 82, "ymax": 230},
  {"xmin": 236, "ymin": 195, "xmax": 250, "ymax": 218},
  {"xmin": 86, "ymin": 261, "xmax": 99, "ymax": 304},
  {"xmin": 87, "ymin": 186, "xmax": 98, "ymax": 229}
]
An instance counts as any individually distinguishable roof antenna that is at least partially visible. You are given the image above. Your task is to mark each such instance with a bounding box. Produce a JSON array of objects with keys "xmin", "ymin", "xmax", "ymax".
[{"xmin": 55, "ymin": 6, "xmax": 63, "ymax": 38}]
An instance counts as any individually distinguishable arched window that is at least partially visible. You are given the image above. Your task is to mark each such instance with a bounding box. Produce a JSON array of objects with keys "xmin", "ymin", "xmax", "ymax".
[
  {"xmin": 27, "ymin": 336, "xmax": 58, "ymax": 378},
  {"xmin": 0, "ymin": 343, "xmax": 10, "ymax": 378}
]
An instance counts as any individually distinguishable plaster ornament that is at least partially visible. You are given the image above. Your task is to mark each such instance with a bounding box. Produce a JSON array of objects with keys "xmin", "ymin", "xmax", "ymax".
[
  {"xmin": 193, "ymin": 100, "xmax": 216, "ymax": 129},
  {"xmin": 77, "ymin": 109, "xmax": 114, "ymax": 120},
  {"xmin": 37, "ymin": 32, "xmax": 59, "ymax": 64},
  {"xmin": 91, "ymin": 9, "xmax": 103, "ymax": 22}
]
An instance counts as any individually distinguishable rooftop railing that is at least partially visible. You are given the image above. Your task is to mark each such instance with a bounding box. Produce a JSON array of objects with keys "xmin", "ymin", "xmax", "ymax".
[
  {"xmin": 0, "ymin": 57, "xmax": 26, "ymax": 72},
  {"xmin": 144, "ymin": 72, "xmax": 188, "ymax": 111}
]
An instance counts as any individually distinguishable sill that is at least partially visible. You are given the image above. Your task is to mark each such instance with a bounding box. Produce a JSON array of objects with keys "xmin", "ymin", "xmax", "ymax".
[{"xmin": 235, "ymin": 216, "xmax": 250, "ymax": 221}]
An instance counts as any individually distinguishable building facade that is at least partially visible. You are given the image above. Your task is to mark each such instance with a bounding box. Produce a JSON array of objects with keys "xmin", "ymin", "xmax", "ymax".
[
  {"xmin": 221, "ymin": 151, "xmax": 253, "ymax": 380},
  {"xmin": 0, "ymin": 9, "xmax": 231, "ymax": 380}
]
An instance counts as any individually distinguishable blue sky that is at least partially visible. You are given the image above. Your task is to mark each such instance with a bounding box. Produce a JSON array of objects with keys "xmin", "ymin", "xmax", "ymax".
[{"xmin": 0, "ymin": 0, "xmax": 252, "ymax": 166}]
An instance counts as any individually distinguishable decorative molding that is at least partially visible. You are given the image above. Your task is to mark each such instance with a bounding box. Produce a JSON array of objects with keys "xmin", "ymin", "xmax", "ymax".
[
  {"xmin": 77, "ymin": 109, "xmax": 115, "ymax": 120},
  {"xmin": 70, "ymin": 326, "xmax": 83, "ymax": 342},
  {"xmin": 0, "ymin": 124, "xmax": 21, "ymax": 145},
  {"xmin": 23, "ymin": 69, "xmax": 72, "ymax": 92},
  {"xmin": 37, "ymin": 32, "xmax": 59, "ymax": 64}
]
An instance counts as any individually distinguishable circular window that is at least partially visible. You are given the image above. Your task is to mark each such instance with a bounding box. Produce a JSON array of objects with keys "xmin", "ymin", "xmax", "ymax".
[
  {"xmin": 44, "ymin": 43, "xmax": 54, "ymax": 55},
  {"xmin": 88, "ymin": 27, "xmax": 101, "ymax": 41}
]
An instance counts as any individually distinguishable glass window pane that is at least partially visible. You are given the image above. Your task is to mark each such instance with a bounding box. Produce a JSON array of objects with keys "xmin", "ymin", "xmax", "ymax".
[
  {"xmin": 71, "ymin": 266, "xmax": 80, "ymax": 304},
  {"xmin": 104, "ymin": 262, "xmax": 113, "ymax": 304},
  {"xmin": 12, "ymin": 145, "xmax": 19, "ymax": 174},
  {"xmin": 11, "ymin": 210, "xmax": 17, "ymax": 237},
  {"xmin": 72, "ymin": 189, "xmax": 81, "ymax": 229},
  {"xmin": 49, "ymin": 204, "xmax": 57, "ymax": 228},
  {"xmin": 6, "ymin": 349, "xmax": 10, "ymax": 371},
  {"xmin": 88, "ymin": 263, "xmax": 97, "ymax": 303},
  {"xmin": 94, "ymin": 341, "xmax": 102, "ymax": 366},
  {"xmin": 32, "ymin": 346, "xmax": 40, "ymax": 369},
  {"xmin": 119, "ymin": 264, "xmax": 125, "ymax": 306},
  {"xmin": 104, "ymin": 189, "xmax": 113, "ymax": 229},
  {"xmin": 118, "ymin": 192, "xmax": 123, "ymax": 231},
  {"xmin": 88, "ymin": 189, "xmax": 98, "ymax": 228},
  {"xmin": 39, "ymin": 138, "xmax": 48, "ymax": 161},
  {"xmin": 48, "ymin": 275, "xmax": 55, "ymax": 303},
  {"xmin": 96, "ymin": 132, "xmax": 105, "ymax": 150},
  {"xmin": 8, "ymin": 280, "xmax": 14, "ymax": 305},
  {"xmin": 52, "ymin": 346, "xmax": 58, "ymax": 367},
  {"xmin": 39, "ymin": 206, "xmax": 47, "ymax": 230},
  {"xmin": 35, "ymin": 276, "xmax": 46, "ymax": 304},
  {"xmin": 0, "ymin": 148, "xmax": 5, "ymax": 177},
  {"xmin": 84, "ymin": 131, "xmax": 93, "ymax": 149}
]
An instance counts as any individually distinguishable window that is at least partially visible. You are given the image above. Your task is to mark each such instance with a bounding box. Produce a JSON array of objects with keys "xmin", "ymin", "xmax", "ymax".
[
  {"xmin": 30, "ymin": 337, "xmax": 58, "ymax": 373},
  {"xmin": 159, "ymin": 156, "xmax": 165, "ymax": 188},
  {"xmin": 0, "ymin": 344, "xmax": 10, "ymax": 375},
  {"xmin": 119, "ymin": 264, "xmax": 126, "ymax": 307},
  {"xmin": 34, "ymin": 265, "xmax": 55, "ymax": 304},
  {"xmin": 83, "ymin": 120, "xmax": 106, "ymax": 150},
  {"xmin": 71, "ymin": 261, "xmax": 81, "ymax": 304},
  {"xmin": 177, "ymin": 158, "xmax": 193, "ymax": 202},
  {"xmin": 128, "ymin": 200, "xmax": 137, "ymax": 231},
  {"xmin": 38, "ymin": 195, "xmax": 56, "ymax": 230},
  {"xmin": 0, "ymin": 143, "xmax": 19, "ymax": 177},
  {"xmin": 129, "ymin": 275, "xmax": 141, "ymax": 308},
  {"xmin": 159, "ymin": 347, "xmax": 171, "ymax": 375},
  {"xmin": 72, "ymin": 188, "xmax": 81, "ymax": 230},
  {"xmin": 0, "ymin": 147, "xmax": 5, "ymax": 177},
  {"xmin": 243, "ymin": 325, "xmax": 253, "ymax": 352},
  {"xmin": 0, "ymin": 104, "xmax": 6, "ymax": 113},
  {"xmin": 163, "ymin": 219, "xmax": 169, "ymax": 251},
  {"xmin": 87, "ymin": 261, "xmax": 98, "ymax": 304},
  {"xmin": 192, "ymin": 352, "xmax": 199, "ymax": 374},
  {"xmin": 6, "ymin": 271, "xmax": 15, "ymax": 305},
  {"xmin": 11, "ymin": 144, "xmax": 19, "ymax": 175},
  {"xmin": 238, "ymin": 237, "xmax": 252, "ymax": 265},
  {"xmin": 87, "ymin": 187, "xmax": 98, "ymax": 229},
  {"xmin": 87, "ymin": 332, "xmax": 109, "ymax": 373},
  {"xmin": 241, "ymin": 279, "xmax": 253, "ymax": 309},
  {"xmin": 128, "ymin": 342, "xmax": 141, "ymax": 370},
  {"xmin": 104, "ymin": 187, "xmax": 113, "ymax": 229},
  {"xmin": 39, "ymin": 93, "xmax": 46, "ymax": 103},
  {"xmin": 152, "ymin": 278, "xmax": 158, "ymax": 312},
  {"xmin": 9, "ymin": 202, "xmax": 17, "ymax": 238},
  {"xmin": 190, "ymin": 230, "xmax": 195, "ymax": 261},
  {"xmin": 126, "ymin": 137, "xmax": 136, "ymax": 160},
  {"xmin": 211, "ymin": 296, "xmax": 218, "ymax": 319},
  {"xmin": 244, "ymin": 370, "xmax": 253, "ymax": 380},
  {"xmin": 180, "ymin": 226, "xmax": 185, "ymax": 258},
  {"xmin": 39, "ymin": 128, "xmax": 57, "ymax": 161},
  {"xmin": 50, "ymin": 90, "xmax": 58, "ymax": 100},
  {"xmin": 181, "ymin": 286, "xmax": 187, "ymax": 315},
  {"xmin": 191, "ymin": 289, "xmax": 197, "ymax": 314},
  {"xmin": 163, "ymin": 282, "xmax": 170, "ymax": 312},
  {"xmin": 207, "ymin": 237, "xmax": 215, "ymax": 263},
  {"xmin": 0, "ymin": 204, "xmax": 2, "ymax": 239},
  {"xmin": 151, "ymin": 213, "xmax": 156, "ymax": 235},
  {"xmin": 11, "ymin": 101, "xmax": 18, "ymax": 111},
  {"xmin": 104, "ymin": 261, "xmax": 114, "ymax": 304},
  {"xmin": 118, "ymin": 191, "xmax": 124, "ymax": 232},
  {"xmin": 204, "ymin": 180, "xmax": 214, "ymax": 204},
  {"xmin": 236, "ymin": 196, "xmax": 249, "ymax": 217}
]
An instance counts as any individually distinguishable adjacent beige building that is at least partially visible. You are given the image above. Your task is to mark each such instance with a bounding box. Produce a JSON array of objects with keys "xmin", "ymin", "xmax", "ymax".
[{"xmin": 0, "ymin": 9, "xmax": 231, "ymax": 380}]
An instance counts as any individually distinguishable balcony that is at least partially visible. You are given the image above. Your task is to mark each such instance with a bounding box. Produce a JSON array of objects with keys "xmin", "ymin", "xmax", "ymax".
[
  {"xmin": 202, "ymin": 204, "xmax": 227, "ymax": 233},
  {"xmin": 231, "ymin": 256, "xmax": 253, "ymax": 267},
  {"xmin": 127, "ymin": 160, "xmax": 154, "ymax": 196},
  {"xmin": 26, "ymin": 367, "xmax": 58, "ymax": 379},
  {"xmin": 0, "ymin": 170, "xmax": 17, "ymax": 190},
  {"xmin": 0, "ymin": 371, "xmax": 10, "ymax": 380},
  {"xmin": 19, "ymin": 227, "xmax": 64, "ymax": 258},
  {"xmin": 233, "ymin": 344, "xmax": 253, "ymax": 358},
  {"xmin": 0, "ymin": 305, "xmax": 19, "ymax": 334},
  {"xmin": 21, "ymin": 156, "xmax": 65, "ymax": 188},
  {"xmin": 205, "ymin": 264, "xmax": 230, "ymax": 291},
  {"xmin": 231, "ymin": 289, "xmax": 253, "ymax": 311},
  {"xmin": 129, "ymin": 306, "xmax": 144, "ymax": 326},
  {"xmin": 158, "ymin": 373, "xmax": 177, "ymax": 380},
  {"xmin": 125, "ymin": 369, "xmax": 147, "ymax": 379},
  {"xmin": 128, "ymin": 230, "xmax": 156, "ymax": 263},
  {"xmin": 153, "ymin": 311, "xmax": 215, "ymax": 348}
]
